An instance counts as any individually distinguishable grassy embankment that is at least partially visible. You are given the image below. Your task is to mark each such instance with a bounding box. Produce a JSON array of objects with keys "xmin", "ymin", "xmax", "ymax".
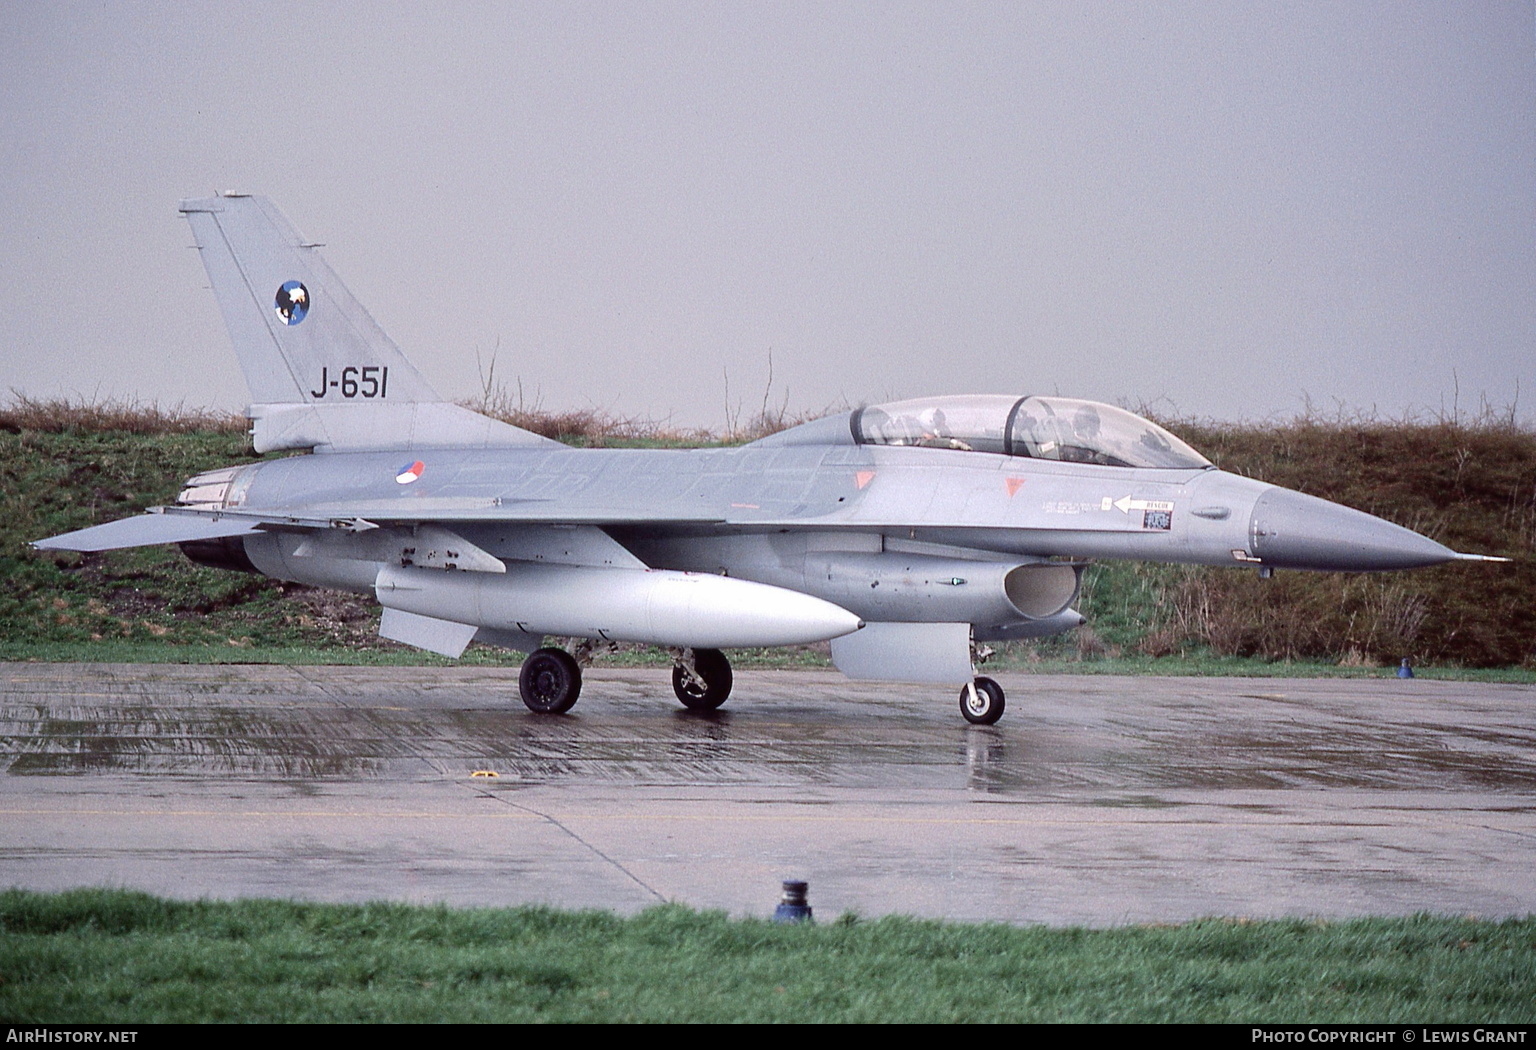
[
  {"xmin": 2, "ymin": 396, "xmax": 1532, "ymax": 676},
  {"xmin": 1, "ymin": 890, "xmax": 1532, "ymax": 1023}
]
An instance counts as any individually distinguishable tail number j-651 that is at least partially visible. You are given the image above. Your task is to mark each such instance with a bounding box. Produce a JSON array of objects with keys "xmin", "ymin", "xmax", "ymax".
[{"xmin": 310, "ymin": 366, "xmax": 389, "ymax": 399}]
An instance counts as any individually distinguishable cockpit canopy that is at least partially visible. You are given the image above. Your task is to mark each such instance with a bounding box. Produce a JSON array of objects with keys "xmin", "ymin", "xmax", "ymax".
[{"xmin": 852, "ymin": 395, "xmax": 1210, "ymax": 469}]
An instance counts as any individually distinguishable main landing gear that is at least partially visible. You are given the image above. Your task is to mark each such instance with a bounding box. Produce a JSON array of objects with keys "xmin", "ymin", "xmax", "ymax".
[
  {"xmin": 670, "ymin": 647, "xmax": 733, "ymax": 711},
  {"xmin": 960, "ymin": 676, "xmax": 1005, "ymax": 725},
  {"xmin": 515, "ymin": 645, "xmax": 736, "ymax": 715},
  {"xmin": 518, "ymin": 647, "xmax": 582, "ymax": 714}
]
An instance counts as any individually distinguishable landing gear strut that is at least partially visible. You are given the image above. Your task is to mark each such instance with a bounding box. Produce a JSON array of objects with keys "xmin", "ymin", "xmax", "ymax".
[
  {"xmin": 519, "ymin": 647, "xmax": 582, "ymax": 714},
  {"xmin": 960, "ymin": 676, "xmax": 1005, "ymax": 725},
  {"xmin": 671, "ymin": 647, "xmax": 733, "ymax": 711}
]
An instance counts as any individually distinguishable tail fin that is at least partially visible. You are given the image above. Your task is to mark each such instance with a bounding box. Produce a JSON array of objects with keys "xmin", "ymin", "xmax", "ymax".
[{"xmin": 180, "ymin": 194, "xmax": 556, "ymax": 453}]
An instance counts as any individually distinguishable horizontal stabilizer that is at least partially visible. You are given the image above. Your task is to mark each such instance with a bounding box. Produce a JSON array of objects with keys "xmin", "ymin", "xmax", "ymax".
[{"xmin": 33, "ymin": 514, "xmax": 263, "ymax": 553}]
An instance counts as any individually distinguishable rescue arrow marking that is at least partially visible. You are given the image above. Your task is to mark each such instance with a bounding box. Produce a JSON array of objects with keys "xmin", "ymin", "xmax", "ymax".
[{"xmin": 1109, "ymin": 495, "xmax": 1174, "ymax": 514}]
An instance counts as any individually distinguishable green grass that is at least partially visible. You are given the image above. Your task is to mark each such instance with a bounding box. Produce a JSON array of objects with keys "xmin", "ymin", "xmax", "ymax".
[
  {"xmin": 979, "ymin": 650, "xmax": 1536, "ymax": 683},
  {"xmin": 1, "ymin": 891, "xmax": 1531, "ymax": 1023},
  {"xmin": 0, "ymin": 638, "xmax": 833, "ymax": 670}
]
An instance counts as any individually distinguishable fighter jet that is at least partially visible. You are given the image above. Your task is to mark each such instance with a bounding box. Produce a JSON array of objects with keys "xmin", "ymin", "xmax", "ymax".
[{"xmin": 34, "ymin": 195, "xmax": 1500, "ymax": 725}]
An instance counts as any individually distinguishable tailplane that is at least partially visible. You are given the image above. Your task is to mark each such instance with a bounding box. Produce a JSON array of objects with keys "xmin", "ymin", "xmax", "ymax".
[{"xmin": 180, "ymin": 194, "xmax": 556, "ymax": 453}]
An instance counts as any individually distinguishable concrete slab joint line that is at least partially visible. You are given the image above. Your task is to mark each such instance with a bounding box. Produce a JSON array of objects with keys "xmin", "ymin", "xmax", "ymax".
[{"xmin": 475, "ymin": 789, "xmax": 667, "ymax": 904}]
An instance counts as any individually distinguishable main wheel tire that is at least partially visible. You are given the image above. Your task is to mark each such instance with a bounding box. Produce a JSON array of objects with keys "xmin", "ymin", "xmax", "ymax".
[
  {"xmin": 960, "ymin": 676, "xmax": 1005, "ymax": 725},
  {"xmin": 519, "ymin": 647, "xmax": 582, "ymax": 714},
  {"xmin": 672, "ymin": 648, "xmax": 733, "ymax": 711}
]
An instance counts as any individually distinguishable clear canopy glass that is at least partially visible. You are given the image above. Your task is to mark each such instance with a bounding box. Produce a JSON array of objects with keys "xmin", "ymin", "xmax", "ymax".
[{"xmin": 853, "ymin": 395, "xmax": 1210, "ymax": 469}]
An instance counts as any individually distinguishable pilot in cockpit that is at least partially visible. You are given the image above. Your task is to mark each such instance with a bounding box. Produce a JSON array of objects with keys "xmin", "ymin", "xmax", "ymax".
[{"xmin": 917, "ymin": 408, "xmax": 973, "ymax": 451}]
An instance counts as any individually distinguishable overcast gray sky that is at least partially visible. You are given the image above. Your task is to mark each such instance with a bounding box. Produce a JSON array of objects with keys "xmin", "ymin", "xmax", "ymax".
[{"xmin": 2, "ymin": 1, "xmax": 1531, "ymax": 430}]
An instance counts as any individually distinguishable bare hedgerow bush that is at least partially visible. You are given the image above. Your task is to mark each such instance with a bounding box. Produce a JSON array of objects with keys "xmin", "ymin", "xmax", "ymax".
[
  {"xmin": 0, "ymin": 394, "xmax": 246, "ymax": 435},
  {"xmin": 1143, "ymin": 410, "xmax": 1536, "ymax": 667},
  {"xmin": 467, "ymin": 390, "xmax": 818, "ymax": 447},
  {"xmin": 468, "ymin": 348, "xmax": 823, "ymax": 446},
  {"xmin": 466, "ymin": 371, "xmax": 719, "ymax": 447},
  {"xmin": 1149, "ymin": 570, "xmax": 1440, "ymax": 663}
]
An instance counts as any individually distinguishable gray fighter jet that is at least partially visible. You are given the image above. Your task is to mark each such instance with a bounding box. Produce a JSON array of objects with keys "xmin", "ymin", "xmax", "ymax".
[{"xmin": 34, "ymin": 195, "xmax": 1500, "ymax": 724}]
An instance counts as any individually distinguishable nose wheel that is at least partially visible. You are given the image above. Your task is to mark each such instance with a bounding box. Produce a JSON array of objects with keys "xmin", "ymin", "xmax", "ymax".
[
  {"xmin": 960, "ymin": 676, "xmax": 1005, "ymax": 725},
  {"xmin": 519, "ymin": 647, "xmax": 582, "ymax": 714},
  {"xmin": 672, "ymin": 648, "xmax": 733, "ymax": 711}
]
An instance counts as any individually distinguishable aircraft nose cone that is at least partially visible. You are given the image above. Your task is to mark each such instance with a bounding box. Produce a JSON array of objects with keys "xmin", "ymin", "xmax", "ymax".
[{"xmin": 1250, "ymin": 488, "xmax": 1457, "ymax": 571}]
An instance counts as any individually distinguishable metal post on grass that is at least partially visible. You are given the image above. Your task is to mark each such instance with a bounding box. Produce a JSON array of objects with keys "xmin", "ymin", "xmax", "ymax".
[{"xmin": 773, "ymin": 879, "xmax": 813, "ymax": 923}]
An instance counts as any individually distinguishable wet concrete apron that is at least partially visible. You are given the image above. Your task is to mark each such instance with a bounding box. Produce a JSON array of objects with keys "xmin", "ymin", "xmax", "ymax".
[{"xmin": 2, "ymin": 664, "xmax": 1532, "ymax": 924}]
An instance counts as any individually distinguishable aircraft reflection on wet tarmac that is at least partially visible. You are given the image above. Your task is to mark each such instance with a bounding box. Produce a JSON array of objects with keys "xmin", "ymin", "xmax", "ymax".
[{"xmin": 2, "ymin": 663, "xmax": 1533, "ymax": 925}]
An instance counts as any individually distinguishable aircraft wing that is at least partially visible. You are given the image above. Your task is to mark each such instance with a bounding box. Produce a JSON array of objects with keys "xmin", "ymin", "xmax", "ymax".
[{"xmin": 32, "ymin": 501, "xmax": 729, "ymax": 554}]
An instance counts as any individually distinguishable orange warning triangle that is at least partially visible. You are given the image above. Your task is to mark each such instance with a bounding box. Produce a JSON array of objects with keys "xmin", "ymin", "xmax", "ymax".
[
  {"xmin": 855, "ymin": 470, "xmax": 876, "ymax": 490},
  {"xmin": 1005, "ymin": 477, "xmax": 1025, "ymax": 497}
]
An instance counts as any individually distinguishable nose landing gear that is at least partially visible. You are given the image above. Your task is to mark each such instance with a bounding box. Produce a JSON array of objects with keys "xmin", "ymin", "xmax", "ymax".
[{"xmin": 960, "ymin": 676, "xmax": 1005, "ymax": 725}]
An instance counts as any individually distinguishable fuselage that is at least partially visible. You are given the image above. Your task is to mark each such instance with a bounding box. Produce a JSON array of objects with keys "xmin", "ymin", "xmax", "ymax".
[{"xmin": 190, "ymin": 420, "xmax": 1455, "ymax": 634}]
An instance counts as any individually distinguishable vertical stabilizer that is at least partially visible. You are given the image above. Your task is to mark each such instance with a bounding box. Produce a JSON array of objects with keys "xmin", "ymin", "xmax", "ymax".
[
  {"xmin": 181, "ymin": 194, "xmax": 437, "ymax": 405},
  {"xmin": 180, "ymin": 194, "xmax": 557, "ymax": 453}
]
